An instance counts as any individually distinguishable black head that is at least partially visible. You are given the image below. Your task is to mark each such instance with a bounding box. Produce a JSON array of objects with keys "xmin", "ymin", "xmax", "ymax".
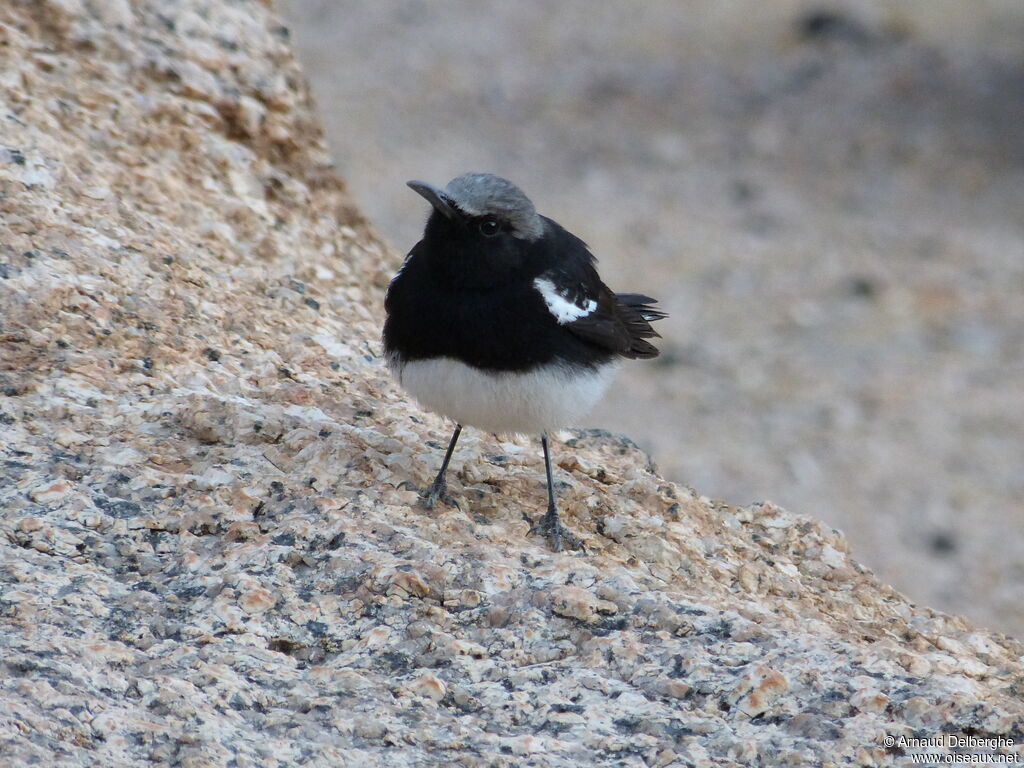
[{"xmin": 408, "ymin": 173, "xmax": 545, "ymax": 288}]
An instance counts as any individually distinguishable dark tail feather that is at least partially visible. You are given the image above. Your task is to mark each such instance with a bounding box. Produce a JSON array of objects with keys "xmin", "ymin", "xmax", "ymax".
[
  {"xmin": 616, "ymin": 293, "xmax": 666, "ymax": 359},
  {"xmin": 617, "ymin": 293, "xmax": 667, "ymax": 324}
]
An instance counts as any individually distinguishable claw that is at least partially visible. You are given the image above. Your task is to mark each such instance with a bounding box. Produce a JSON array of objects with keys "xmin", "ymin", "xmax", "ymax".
[
  {"xmin": 420, "ymin": 424, "xmax": 462, "ymax": 511},
  {"xmin": 421, "ymin": 480, "xmax": 459, "ymax": 511},
  {"xmin": 528, "ymin": 509, "xmax": 584, "ymax": 552}
]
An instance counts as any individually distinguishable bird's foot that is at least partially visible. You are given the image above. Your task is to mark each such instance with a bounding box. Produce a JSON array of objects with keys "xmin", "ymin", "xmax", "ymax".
[
  {"xmin": 527, "ymin": 509, "xmax": 584, "ymax": 552},
  {"xmin": 421, "ymin": 480, "xmax": 459, "ymax": 511}
]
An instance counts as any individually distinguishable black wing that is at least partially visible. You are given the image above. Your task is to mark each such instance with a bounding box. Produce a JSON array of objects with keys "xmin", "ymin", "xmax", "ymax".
[{"xmin": 534, "ymin": 225, "xmax": 666, "ymax": 360}]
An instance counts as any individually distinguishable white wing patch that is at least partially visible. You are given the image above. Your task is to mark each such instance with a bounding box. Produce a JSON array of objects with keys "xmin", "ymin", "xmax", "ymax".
[{"xmin": 533, "ymin": 277, "xmax": 597, "ymax": 325}]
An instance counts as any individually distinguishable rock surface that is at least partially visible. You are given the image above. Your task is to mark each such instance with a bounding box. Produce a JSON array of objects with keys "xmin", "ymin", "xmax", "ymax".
[
  {"xmin": 279, "ymin": 0, "xmax": 1024, "ymax": 636},
  {"xmin": 1, "ymin": 3, "xmax": 1022, "ymax": 767}
]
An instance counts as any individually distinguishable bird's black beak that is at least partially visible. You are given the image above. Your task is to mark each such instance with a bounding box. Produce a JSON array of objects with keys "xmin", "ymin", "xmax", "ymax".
[{"xmin": 407, "ymin": 180, "xmax": 460, "ymax": 221}]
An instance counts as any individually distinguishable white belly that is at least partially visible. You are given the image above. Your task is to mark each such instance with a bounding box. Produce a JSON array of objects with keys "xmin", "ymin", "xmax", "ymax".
[{"xmin": 390, "ymin": 356, "xmax": 618, "ymax": 435}]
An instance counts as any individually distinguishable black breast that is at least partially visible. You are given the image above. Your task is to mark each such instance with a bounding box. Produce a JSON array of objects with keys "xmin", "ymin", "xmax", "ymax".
[{"xmin": 383, "ymin": 242, "xmax": 616, "ymax": 373}]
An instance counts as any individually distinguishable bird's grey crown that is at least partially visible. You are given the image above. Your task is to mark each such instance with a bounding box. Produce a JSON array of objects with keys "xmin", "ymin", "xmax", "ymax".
[{"xmin": 443, "ymin": 173, "xmax": 544, "ymax": 241}]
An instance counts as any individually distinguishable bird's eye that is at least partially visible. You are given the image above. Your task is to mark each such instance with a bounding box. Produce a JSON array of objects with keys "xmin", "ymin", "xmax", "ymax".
[{"xmin": 478, "ymin": 219, "xmax": 500, "ymax": 237}]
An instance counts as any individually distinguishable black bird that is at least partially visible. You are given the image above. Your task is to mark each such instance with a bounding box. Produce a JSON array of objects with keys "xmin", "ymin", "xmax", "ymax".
[{"xmin": 383, "ymin": 173, "xmax": 665, "ymax": 550}]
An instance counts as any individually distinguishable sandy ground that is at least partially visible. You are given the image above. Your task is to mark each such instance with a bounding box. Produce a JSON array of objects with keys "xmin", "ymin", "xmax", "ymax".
[{"xmin": 278, "ymin": 0, "xmax": 1024, "ymax": 636}]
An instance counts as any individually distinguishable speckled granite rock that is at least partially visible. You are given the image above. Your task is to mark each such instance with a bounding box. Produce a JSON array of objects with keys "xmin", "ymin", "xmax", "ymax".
[{"xmin": 1, "ymin": 3, "xmax": 1022, "ymax": 767}]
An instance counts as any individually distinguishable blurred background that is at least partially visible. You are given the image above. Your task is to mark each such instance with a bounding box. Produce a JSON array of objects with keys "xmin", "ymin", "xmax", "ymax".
[{"xmin": 278, "ymin": 0, "xmax": 1024, "ymax": 636}]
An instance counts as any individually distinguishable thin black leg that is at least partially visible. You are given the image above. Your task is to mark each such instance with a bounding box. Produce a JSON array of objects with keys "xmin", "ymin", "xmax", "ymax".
[
  {"xmin": 529, "ymin": 432, "xmax": 583, "ymax": 551},
  {"xmin": 423, "ymin": 424, "xmax": 461, "ymax": 509},
  {"xmin": 542, "ymin": 432, "xmax": 558, "ymax": 518}
]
